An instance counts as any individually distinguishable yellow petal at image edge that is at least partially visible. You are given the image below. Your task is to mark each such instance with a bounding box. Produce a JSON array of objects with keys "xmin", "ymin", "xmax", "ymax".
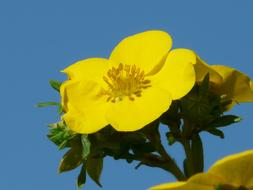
[
  {"xmin": 151, "ymin": 49, "xmax": 196, "ymax": 100},
  {"xmin": 110, "ymin": 30, "xmax": 172, "ymax": 74},
  {"xmin": 106, "ymin": 87, "xmax": 172, "ymax": 131},
  {"xmin": 149, "ymin": 182, "xmax": 185, "ymax": 190},
  {"xmin": 61, "ymin": 80, "xmax": 109, "ymax": 134},
  {"xmin": 149, "ymin": 150, "xmax": 253, "ymax": 190},
  {"xmin": 149, "ymin": 173, "xmax": 224, "ymax": 190},
  {"xmin": 208, "ymin": 150, "xmax": 253, "ymax": 187}
]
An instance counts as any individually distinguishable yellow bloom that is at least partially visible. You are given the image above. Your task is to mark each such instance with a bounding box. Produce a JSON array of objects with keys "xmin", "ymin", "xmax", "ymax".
[
  {"xmin": 149, "ymin": 150, "xmax": 253, "ymax": 190},
  {"xmin": 60, "ymin": 31, "xmax": 197, "ymax": 134},
  {"xmin": 194, "ymin": 56, "xmax": 253, "ymax": 108}
]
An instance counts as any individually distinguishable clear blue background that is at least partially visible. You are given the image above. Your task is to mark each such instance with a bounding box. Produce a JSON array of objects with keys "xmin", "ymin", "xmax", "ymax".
[{"xmin": 1, "ymin": 0, "xmax": 253, "ymax": 189}]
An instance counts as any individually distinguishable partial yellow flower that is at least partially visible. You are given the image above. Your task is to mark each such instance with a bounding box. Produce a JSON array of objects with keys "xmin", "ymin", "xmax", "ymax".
[
  {"xmin": 194, "ymin": 55, "xmax": 253, "ymax": 108},
  {"xmin": 60, "ymin": 31, "xmax": 197, "ymax": 134},
  {"xmin": 149, "ymin": 150, "xmax": 253, "ymax": 190}
]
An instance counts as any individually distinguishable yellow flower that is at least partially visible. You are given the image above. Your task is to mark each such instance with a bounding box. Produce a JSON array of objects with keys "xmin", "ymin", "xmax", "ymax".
[
  {"xmin": 194, "ymin": 55, "xmax": 253, "ymax": 108},
  {"xmin": 149, "ymin": 150, "xmax": 253, "ymax": 190},
  {"xmin": 60, "ymin": 31, "xmax": 197, "ymax": 134}
]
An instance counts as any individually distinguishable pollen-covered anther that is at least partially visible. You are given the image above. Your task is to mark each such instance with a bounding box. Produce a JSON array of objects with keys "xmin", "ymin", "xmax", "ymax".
[{"xmin": 103, "ymin": 63, "xmax": 151, "ymax": 103}]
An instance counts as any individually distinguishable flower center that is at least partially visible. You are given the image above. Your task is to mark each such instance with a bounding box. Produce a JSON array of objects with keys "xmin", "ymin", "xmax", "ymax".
[{"xmin": 102, "ymin": 63, "xmax": 151, "ymax": 103}]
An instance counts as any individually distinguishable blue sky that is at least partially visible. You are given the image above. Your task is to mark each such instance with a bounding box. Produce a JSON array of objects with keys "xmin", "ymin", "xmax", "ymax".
[{"xmin": 1, "ymin": 0, "xmax": 253, "ymax": 189}]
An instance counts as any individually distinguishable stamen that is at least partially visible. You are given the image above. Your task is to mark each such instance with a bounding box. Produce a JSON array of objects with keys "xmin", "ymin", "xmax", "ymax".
[{"xmin": 102, "ymin": 63, "xmax": 151, "ymax": 103}]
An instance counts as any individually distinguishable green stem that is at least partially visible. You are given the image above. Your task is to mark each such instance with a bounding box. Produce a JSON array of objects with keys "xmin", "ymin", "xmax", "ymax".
[
  {"xmin": 146, "ymin": 124, "xmax": 186, "ymax": 181},
  {"xmin": 181, "ymin": 139, "xmax": 195, "ymax": 177},
  {"xmin": 156, "ymin": 143, "xmax": 186, "ymax": 181}
]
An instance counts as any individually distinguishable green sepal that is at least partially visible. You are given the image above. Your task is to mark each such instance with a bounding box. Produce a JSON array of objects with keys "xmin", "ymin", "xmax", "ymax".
[
  {"xmin": 86, "ymin": 157, "xmax": 103, "ymax": 187},
  {"xmin": 47, "ymin": 121, "xmax": 76, "ymax": 150},
  {"xmin": 36, "ymin": 102, "xmax": 60, "ymax": 108},
  {"xmin": 208, "ymin": 115, "xmax": 242, "ymax": 128},
  {"xmin": 191, "ymin": 134, "xmax": 204, "ymax": 173},
  {"xmin": 206, "ymin": 128, "xmax": 224, "ymax": 139},
  {"xmin": 81, "ymin": 135, "xmax": 91, "ymax": 160},
  {"xmin": 49, "ymin": 79, "xmax": 62, "ymax": 92},
  {"xmin": 160, "ymin": 101, "xmax": 181, "ymax": 128},
  {"xmin": 58, "ymin": 145, "xmax": 83, "ymax": 173},
  {"xmin": 77, "ymin": 162, "xmax": 87, "ymax": 189},
  {"xmin": 181, "ymin": 85, "xmax": 213, "ymax": 125}
]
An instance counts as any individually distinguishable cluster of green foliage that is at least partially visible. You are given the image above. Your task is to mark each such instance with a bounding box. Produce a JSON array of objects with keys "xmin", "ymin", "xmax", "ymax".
[{"xmin": 38, "ymin": 75, "xmax": 241, "ymax": 188}]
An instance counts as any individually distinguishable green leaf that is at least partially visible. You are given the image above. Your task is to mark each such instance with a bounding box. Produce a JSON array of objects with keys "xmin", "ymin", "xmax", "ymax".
[
  {"xmin": 208, "ymin": 115, "xmax": 242, "ymax": 128},
  {"xmin": 191, "ymin": 134, "xmax": 204, "ymax": 173},
  {"xmin": 86, "ymin": 157, "xmax": 103, "ymax": 187},
  {"xmin": 77, "ymin": 163, "xmax": 87, "ymax": 189},
  {"xmin": 36, "ymin": 102, "xmax": 60, "ymax": 108},
  {"xmin": 58, "ymin": 146, "xmax": 83, "ymax": 173},
  {"xmin": 206, "ymin": 128, "xmax": 224, "ymax": 139},
  {"xmin": 57, "ymin": 104, "xmax": 64, "ymax": 115},
  {"xmin": 49, "ymin": 80, "xmax": 62, "ymax": 92},
  {"xmin": 47, "ymin": 121, "xmax": 76, "ymax": 149},
  {"xmin": 81, "ymin": 135, "xmax": 91, "ymax": 160}
]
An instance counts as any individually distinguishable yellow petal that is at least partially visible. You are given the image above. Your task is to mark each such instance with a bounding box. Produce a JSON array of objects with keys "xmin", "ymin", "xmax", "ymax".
[
  {"xmin": 149, "ymin": 173, "xmax": 224, "ymax": 190},
  {"xmin": 60, "ymin": 80, "xmax": 76, "ymax": 112},
  {"xmin": 149, "ymin": 182, "xmax": 185, "ymax": 190},
  {"xmin": 106, "ymin": 87, "xmax": 172, "ymax": 131},
  {"xmin": 208, "ymin": 150, "xmax": 253, "ymax": 187},
  {"xmin": 151, "ymin": 49, "xmax": 196, "ymax": 100},
  {"xmin": 194, "ymin": 56, "xmax": 223, "ymax": 84},
  {"xmin": 61, "ymin": 80, "xmax": 109, "ymax": 134},
  {"xmin": 62, "ymin": 58, "xmax": 112, "ymax": 88},
  {"xmin": 109, "ymin": 30, "xmax": 172, "ymax": 74},
  {"xmin": 211, "ymin": 65, "xmax": 253, "ymax": 103},
  {"xmin": 188, "ymin": 173, "xmax": 225, "ymax": 187}
]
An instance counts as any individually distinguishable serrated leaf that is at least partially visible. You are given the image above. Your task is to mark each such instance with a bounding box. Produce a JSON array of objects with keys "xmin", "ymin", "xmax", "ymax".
[
  {"xmin": 81, "ymin": 135, "xmax": 91, "ymax": 160},
  {"xmin": 208, "ymin": 115, "xmax": 242, "ymax": 128},
  {"xmin": 49, "ymin": 80, "xmax": 62, "ymax": 92},
  {"xmin": 86, "ymin": 157, "xmax": 103, "ymax": 187},
  {"xmin": 58, "ymin": 146, "xmax": 82, "ymax": 173},
  {"xmin": 36, "ymin": 102, "xmax": 60, "ymax": 108},
  {"xmin": 206, "ymin": 128, "xmax": 224, "ymax": 139},
  {"xmin": 77, "ymin": 163, "xmax": 87, "ymax": 189},
  {"xmin": 192, "ymin": 134, "xmax": 204, "ymax": 173}
]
